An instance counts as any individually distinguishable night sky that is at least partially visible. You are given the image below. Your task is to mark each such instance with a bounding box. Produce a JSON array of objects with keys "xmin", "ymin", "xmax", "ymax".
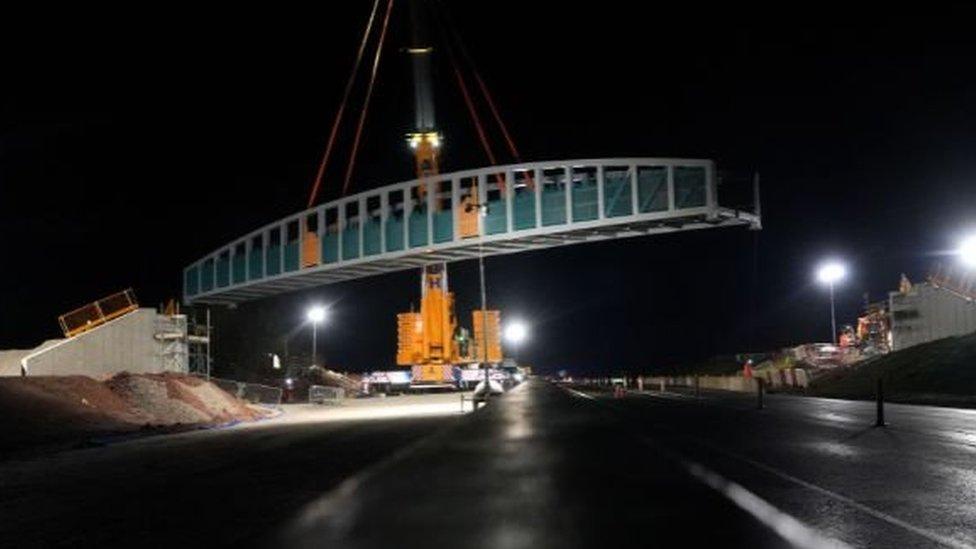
[{"xmin": 3, "ymin": 4, "xmax": 976, "ymax": 376}]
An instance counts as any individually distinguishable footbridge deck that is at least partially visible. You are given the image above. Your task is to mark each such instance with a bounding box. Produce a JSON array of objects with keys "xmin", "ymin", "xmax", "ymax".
[{"xmin": 183, "ymin": 158, "xmax": 760, "ymax": 305}]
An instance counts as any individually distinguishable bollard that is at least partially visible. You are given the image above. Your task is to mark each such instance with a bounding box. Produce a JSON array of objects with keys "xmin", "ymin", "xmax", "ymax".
[
  {"xmin": 875, "ymin": 377, "xmax": 885, "ymax": 427},
  {"xmin": 757, "ymin": 378, "xmax": 765, "ymax": 410},
  {"xmin": 660, "ymin": 379, "xmax": 666, "ymax": 392},
  {"xmin": 694, "ymin": 375, "xmax": 700, "ymax": 398}
]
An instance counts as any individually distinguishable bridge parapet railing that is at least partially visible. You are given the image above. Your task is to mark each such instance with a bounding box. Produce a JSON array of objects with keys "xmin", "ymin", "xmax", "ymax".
[{"xmin": 185, "ymin": 158, "xmax": 759, "ymax": 303}]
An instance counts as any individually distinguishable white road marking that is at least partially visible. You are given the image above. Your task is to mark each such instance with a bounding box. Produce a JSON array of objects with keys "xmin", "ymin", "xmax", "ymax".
[
  {"xmin": 679, "ymin": 456, "xmax": 852, "ymax": 549},
  {"xmin": 563, "ymin": 385, "xmax": 975, "ymax": 549},
  {"xmin": 562, "ymin": 386, "xmax": 848, "ymax": 548},
  {"xmin": 683, "ymin": 438, "xmax": 974, "ymax": 549}
]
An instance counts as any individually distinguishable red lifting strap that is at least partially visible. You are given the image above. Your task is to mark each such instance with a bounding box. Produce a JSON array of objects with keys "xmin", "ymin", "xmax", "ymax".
[
  {"xmin": 307, "ymin": 0, "xmax": 383, "ymax": 208},
  {"xmin": 342, "ymin": 0, "xmax": 395, "ymax": 196}
]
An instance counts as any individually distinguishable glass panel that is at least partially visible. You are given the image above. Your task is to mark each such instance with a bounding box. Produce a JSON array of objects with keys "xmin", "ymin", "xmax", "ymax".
[
  {"xmin": 284, "ymin": 241, "xmax": 299, "ymax": 271},
  {"xmin": 342, "ymin": 222, "xmax": 360, "ymax": 260},
  {"xmin": 323, "ymin": 233, "xmax": 339, "ymax": 263},
  {"xmin": 485, "ymin": 197, "xmax": 507, "ymax": 234},
  {"xmin": 323, "ymin": 209, "xmax": 339, "ymax": 263},
  {"xmin": 637, "ymin": 166, "xmax": 668, "ymax": 212},
  {"xmin": 185, "ymin": 266, "xmax": 199, "ymax": 296},
  {"xmin": 604, "ymin": 167, "xmax": 633, "ymax": 217},
  {"xmin": 385, "ymin": 214, "xmax": 404, "ymax": 251},
  {"xmin": 284, "ymin": 221, "xmax": 300, "ymax": 271},
  {"xmin": 364, "ymin": 217, "xmax": 382, "ymax": 255},
  {"xmin": 201, "ymin": 259, "xmax": 214, "ymax": 292},
  {"xmin": 216, "ymin": 253, "xmax": 230, "ymax": 288},
  {"xmin": 232, "ymin": 253, "xmax": 246, "ymax": 284},
  {"xmin": 541, "ymin": 169, "xmax": 567, "ymax": 226},
  {"xmin": 572, "ymin": 167, "xmax": 598, "ymax": 222},
  {"xmin": 266, "ymin": 245, "xmax": 281, "ymax": 275},
  {"xmin": 674, "ymin": 166, "xmax": 707, "ymax": 208},
  {"xmin": 433, "ymin": 209, "xmax": 453, "ymax": 243},
  {"xmin": 409, "ymin": 206, "xmax": 428, "ymax": 248},
  {"xmin": 248, "ymin": 248, "xmax": 263, "ymax": 279}
]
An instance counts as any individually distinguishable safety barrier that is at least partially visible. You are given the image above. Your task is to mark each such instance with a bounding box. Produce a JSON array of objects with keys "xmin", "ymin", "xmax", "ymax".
[
  {"xmin": 58, "ymin": 289, "xmax": 139, "ymax": 338},
  {"xmin": 640, "ymin": 369, "xmax": 809, "ymax": 393},
  {"xmin": 309, "ymin": 385, "xmax": 345, "ymax": 405},
  {"xmin": 211, "ymin": 377, "xmax": 283, "ymax": 408}
]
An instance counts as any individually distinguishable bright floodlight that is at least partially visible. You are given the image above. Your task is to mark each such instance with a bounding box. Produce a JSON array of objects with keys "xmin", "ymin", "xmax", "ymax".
[
  {"xmin": 817, "ymin": 262, "xmax": 846, "ymax": 285},
  {"xmin": 306, "ymin": 305, "xmax": 326, "ymax": 324},
  {"xmin": 959, "ymin": 235, "xmax": 976, "ymax": 268},
  {"xmin": 504, "ymin": 321, "xmax": 528, "ymax": 344}
]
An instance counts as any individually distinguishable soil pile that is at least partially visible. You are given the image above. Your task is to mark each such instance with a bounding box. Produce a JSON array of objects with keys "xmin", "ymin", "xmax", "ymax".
[{"xmin": 0, "ymin": 372, "xmax": 268, "ymax": 457}]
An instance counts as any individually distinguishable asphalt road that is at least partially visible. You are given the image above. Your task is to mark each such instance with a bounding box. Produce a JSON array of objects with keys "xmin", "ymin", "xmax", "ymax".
[
  {"xmin": 6, "ymin": 384, "xmax": 974, "ymax": 548},
  {"xmin": 575, "ymin": 385, "xmax": 976, "ymax": 548},
  {"xmin": 0, "ymin": 400, "xmax": 459, "ymax": 548}
]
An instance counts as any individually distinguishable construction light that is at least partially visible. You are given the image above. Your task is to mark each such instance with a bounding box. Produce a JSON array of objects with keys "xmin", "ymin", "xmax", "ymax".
[
  {"xmin": 306, "ymin": 305, "xmax": 327, "ymax": 324},
  {"xmin": 816, "ymin": 260, "xmax": 846, "ymax": 345},
  {"xmin": 959, "ymin": 235, "xmax": 976, "ymax": 268},
  {"xmin": 504, "ymin": 321, "xmax": 528, "ymax": 344},
  {"xmin": 816, "ymin": 261, "xmax": 846, "ymax": 285}
]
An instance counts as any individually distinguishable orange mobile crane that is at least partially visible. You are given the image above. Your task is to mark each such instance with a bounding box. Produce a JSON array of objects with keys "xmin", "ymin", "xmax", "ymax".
[
  {"xmin": 305, "ymin": 0, "xmax": 508, "ymax": 385},
  {"xmin": 396, "ymin": 264, "xmax": 502, "ymax": 383},
  {"xmin": 396, "ymin": 0, "xmax": 501, "ymax": 384}
]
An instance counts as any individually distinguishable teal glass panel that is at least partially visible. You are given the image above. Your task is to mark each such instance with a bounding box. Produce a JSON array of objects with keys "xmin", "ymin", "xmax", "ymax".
[
  {"xmin": 485, "ymin": 198, "xmax": 507, "ymax": 234},
  {"xmin": 201, "ymin": 260, "xmax": 214, "ymax": 292},
  {"xmin": 514, "ymin": 190, "xmax": 536, "ymax": 230},
  {"xmin": 323, "ymin": 233, "xmax": 339, "ymax": 263},
  {"xmin": 232, "ymin": 255, "xmax": 246, "ymax": 284},
  {"xmin": 364, "ymin": 218, "xmax": 382, "ymax": 255},
  {"xmin": 342, "ymin": 223, "xmax": 360, "ymax": 260},
  {"xmin": 433, "ymin": 209, "xmax": 453, "ymax": 243},
  {"xmin": 572, "ymin": 179, "xmax": 598, "ymax": 222},
  {"xmin": 542, "ymin": 186, "xmax": 566, "ymax": 226},
  {"xmin": 674, "ymin": 166, "xmax": 707, "ymax": 208},
  {"xmin": 185, "ymin": 266, "xmax": 199, "ymax": 296},
  {"xmin": 385, "ymin": 216, "xmax": 404, "ymax": 251},
  {"xmin": 266, "ymin": 246, "xmax": 281, "ymax": 276},
  {"xmin": 604, "ymin": 171, "xmax": 633, "ymax": 217},
  {"xmin": 248, "ymin": 249, "xmax": 263, "ymax": 279},
  {"xmin": 284, "ymin": 242, "xmax": 299, "ymax": 272},
  {"xmin": 216, "ymin": 256, "xmax": 230, "ymax": 288},
  {"xmin": 637, "ymin": 167, "xmax": 668, "ymax": 212},
  {"xmin": 409, "ymin": 207, "xmax": 428, "ymax": 248}
]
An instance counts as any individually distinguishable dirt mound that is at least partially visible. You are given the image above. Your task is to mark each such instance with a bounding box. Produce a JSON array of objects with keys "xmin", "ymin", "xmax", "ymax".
[
  {"xmin": 107, "ymin": 372, "xmax": 263, "ymax": 425},
  {"xmin": 0, "ymin": 372, "xmax": 268, "ymax": 458}
]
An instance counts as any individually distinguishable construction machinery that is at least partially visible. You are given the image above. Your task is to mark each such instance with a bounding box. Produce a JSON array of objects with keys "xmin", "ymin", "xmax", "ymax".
[
  {"xmin": 394, "ymin": 0, "xmax": 504, "ymax": 384},
  {"xmin": 396, "ymin": 264, "xmax": 501, "ymax": 383}
]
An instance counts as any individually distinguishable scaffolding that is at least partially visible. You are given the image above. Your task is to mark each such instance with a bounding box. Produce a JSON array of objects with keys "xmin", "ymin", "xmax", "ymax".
[{"xmin": 188, "ymin": 308, "xmax": 212, "ymax": 379}]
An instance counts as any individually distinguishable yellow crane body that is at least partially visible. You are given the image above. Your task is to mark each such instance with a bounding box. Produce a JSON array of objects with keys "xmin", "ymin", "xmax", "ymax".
[{"xmin": 396, "ymin": 263, "xmax": 502, "ymax": 383}]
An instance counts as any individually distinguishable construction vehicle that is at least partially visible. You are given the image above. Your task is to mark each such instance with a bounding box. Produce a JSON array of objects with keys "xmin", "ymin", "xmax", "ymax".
[
  {"xmin": 303, "ymin": 0, "xmax": 515, "ymax": 386},
  {"xmin": 396, "ymin": 263, "xmax": 502, "ymax": 383}
]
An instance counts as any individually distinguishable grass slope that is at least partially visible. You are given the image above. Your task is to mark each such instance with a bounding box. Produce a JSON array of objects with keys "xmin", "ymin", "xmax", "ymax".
[{"xmin": 810, "ymin": 332, "xmax": 976, "ymax": 406}]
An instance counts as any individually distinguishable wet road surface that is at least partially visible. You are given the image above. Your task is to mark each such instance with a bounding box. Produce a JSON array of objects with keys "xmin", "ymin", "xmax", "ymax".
[
  {"xmin": 284, "ymin": 381, "xmax": 815, "ymax": 548},
  {"xmin": 581, "ymin": 385, "xmax": 976, "ymax": 548}
]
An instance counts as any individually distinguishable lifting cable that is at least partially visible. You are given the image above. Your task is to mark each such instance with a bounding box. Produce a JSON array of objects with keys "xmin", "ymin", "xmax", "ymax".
[
  {"xmin": 306, "ymin": 0, "xmax": 384, "ymax": 208},
  {"xmin": 444, "ymin": 37, "xmax": 498, "ymax": 167},
  {"xmin": 435, "ymin": 0, "xmax": 524, "ymax": 163},
  {"xmin": 342, "ymin": 0, "xmax": 396, "ymax": 196}
]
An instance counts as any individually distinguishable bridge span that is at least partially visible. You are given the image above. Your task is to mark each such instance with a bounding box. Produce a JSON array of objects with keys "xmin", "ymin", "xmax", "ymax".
[{"xmin": 183, "ymin": 158, "xmax": 760, "ymax": 305}]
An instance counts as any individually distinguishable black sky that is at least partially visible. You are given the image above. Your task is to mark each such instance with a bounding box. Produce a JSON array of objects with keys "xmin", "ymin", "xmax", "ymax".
[{"xmin": 3, "ymin": 3, "xmax": 976, "ymax": 375}]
